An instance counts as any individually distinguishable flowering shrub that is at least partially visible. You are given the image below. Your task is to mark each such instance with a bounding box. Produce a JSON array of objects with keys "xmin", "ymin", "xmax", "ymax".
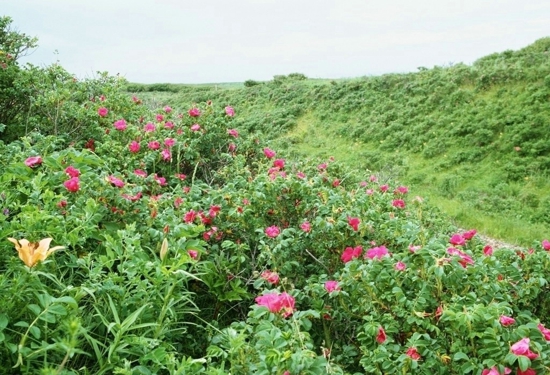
[{"xmin": 1, "ymin": 55, "xmax": 550, "ymax": 375}]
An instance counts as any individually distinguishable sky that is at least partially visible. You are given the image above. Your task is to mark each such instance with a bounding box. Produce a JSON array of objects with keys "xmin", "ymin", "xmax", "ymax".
[{"xmin": 3, "ymin": 0, "xmax": 550, "ymax": 84}]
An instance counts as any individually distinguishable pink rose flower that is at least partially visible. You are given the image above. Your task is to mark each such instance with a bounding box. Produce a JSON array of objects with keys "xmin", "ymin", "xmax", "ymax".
[
  {"xmin": 255, "ymin": 292, "xmax": 295, "ymax": 318},
  {"xmin": 188, "ymin": 107, "xmax": 201, "ymax": 117},
  {"xmin": 144, "ymin": 122, "xmax": 156, "ymax": 132},
  {"xmin": 483, "ymin": 245, "xmax": 493, "ymax": 256},
  {"xmin": 376, "ymin": 327, "xmax": 387, "ymax": 344},
  {"xmin": 227, "ymin": 129, "xmax": 239, "ymax": 138},
  {"xmin": 113, "ymin": 119, "xmax": 127, "ymax": 131},
  {"xmin": 462, "ymin": 229, "xmax": 477, "ymax": 240},
  {"xmin": 148, "ymin": 141, "xmax": 161, "ymax": 150},
  {"xmin": 190, "ymin": 124, "xmax": 201, "ymax": 132},
  {"xmin": 225, "ymin": 106, "xmax": 235, "ymax": 117},
  {"xmin": 392, "ymin": 199, "xmax": 406, "ymax": 209},
  {"xmin": 300, "ymin": 221, "xmax": 311, "ymax": 233},
  {"xmin": 542, "ymin": 239, "xmax": 550, "ymax": 250},
  {"xmin": 482, "ymin": 367, "xmax": 511, "ymax": 375},
  {"xmin": 164, "ymin": 138, "xmax": 176, "ymax": 147},
  {"xmin": 261, "ymin": 270, "xmax": 280, "ymax": 284},
  {"xmin": 134, "ymin": 169, "xmax": 147, "ymax": 178},
  {"xmin": 395, "ymin": 261, "xmax": 406, "ymax": 271},
  {"xmin": 324, "ymin": 280, "xmax": 340, "ymax": 293},
  {"xmin": 64, "ymin": 177, "xmax": 80, "ymax": 192},
  {"xmin": 341, "ymin": 246, "xmax": 362, "ymax": 263},
  {"xmin": 164, "ymin": 121, "xmax": 174, "ymax": 129},
  {"xmin": 188, "ymin": 250, "xmax": 198, "ymax": 259},
  {"xmin": 65, "ymin": 165, "xmax": 80, "ymax": 178},
  {"xmin": 265, "ymin": 226, "xmax": 281, "ymax": 238},
  {"xmin": 347, "ymin": 217, "xmax": 360, "ymax": 231},
  {"xmin": 273, "ymin": 159, "xmax": 285, "ymax": 169},
  {"xmin": 161, "ymin": 149, "xmax": 172, "ymax": 161},
  {"xmin": 163, "ymin": 106, "xmax": 172, "ymax": 113},
  {"xmin": 510, "ymin": 338, "xmax": 538, "ymax": 359},
  {"xmin": 156, "ymin": 114, "xmax": 164, "ymax": 122},
  {"xmin": 107, "ymin": 175, "xmax": 125, "ymax": 188},
  {"xmin": 98, "ymin": 107, "xmax": 108, "ymax": 117},
  {"xmin": 499, "ymin": 315, "xmax": 515, "ymax": 326},
  {"xmin": 263, "ymin": 148, "xmax": 276, "ymax": 159},
  {"xmin": 129, "ymin": 141, "xmax": 140, "ymax": 153},
  {"xmin": 406, "ymin": 347, "xmax": 421, "ymax": 360},
  {"xmin": 449, "ymin": 234, "xmax": 466, "ymax": 246},
  {"xmin": 366, "ymin": 246, "xmax": 389, "ymax": 260},
  {"xmin": 25, "ymin": 156, "xmax": 42, "ymax": 168},
  {"xmin": 538, "ymin": 323, "xmax": 550, "ymax": 341}
]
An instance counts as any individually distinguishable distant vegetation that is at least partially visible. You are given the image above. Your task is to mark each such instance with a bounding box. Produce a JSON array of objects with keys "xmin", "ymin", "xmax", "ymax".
[{"xmin": 128, "ymin": 39, "xmax": 550, "ymax": 244}]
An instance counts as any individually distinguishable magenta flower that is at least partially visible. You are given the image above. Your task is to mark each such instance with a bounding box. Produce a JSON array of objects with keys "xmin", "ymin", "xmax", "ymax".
[
  {"xmin": 300, "ymin": 221, "xmax": 311, "ymax": 233},
  {"xmin": 164, "ymin": 138, "xmax": 176, "ymax": 147},
  {"xmin": 395, "ymin": 261, "xmax": 406, "ymax": 271},
  {"xmin": 164, "ymin": 121, "xmax": 174, "ymax": 129},
  {"xmin": 449, "ymin": 234, "xmax": 466, "ymax": 246},
  {"xmin": 161, "ymin": 149, "xmax": 172, "ymax": 161},
  {"xmin": 499, "ymin": 315, "xmax": 515, "ymax": 326},
  {"xmin": 392, "ymin": 199, "xmax": 406, "ymax": 209},
  {"xmin": 317, "ymin": 163, "xmax": 327, "ymax": 171},
  {"xmin": 190, "ymin": 124, "xmax": 201, "ymax": 132},
  {"xmin": 341, "ymin": 246, "xmax": 362, "ymax": 263},
  {"xmin": 148, "ymin": 141, "xmax": 161, "ymax": 150},
  {"xmin": 296, "ymin": 171, "xmax": 306, "ymax": 179},
  {"xmin": 163, "ymin": 105, "xmax": 172, "ymax": 113},
  {"xmin": 188, "ymin": 249, "xmax": 198, "ymax": 259},
  {"xmin": 510, "ymin": 338, "xmax": 538, "ymax": 359},
  {"xmin": 228, "ymin": 143, "xmax": 236, "ymax": 152},
  {"xmin": 538, "ymin": 323, "xmax": 550, "ymax": 341},
  {"xmin": 184, "ymin": 210, "xmax": 197, "ymax": 223},
  {"xmin": 409, "ymin": 244, "xmax": 421, "ymax": 253},
  {"xmin": 134, "ymin": 169, "xmax": 147, "ymax": 178},
  {"xmin": 25, "ymin": 156, "xmax": 42, "ymax": 168},
  {"xmin": 129, "ymin": 141, "xmax": 140, "ymax": 153},
  {"xmin": 225, "ymin": 106, "xmax": 235, "ymax": 117},
  {"xmin": 98, "ymin": 107, "xmax": 108, "ymax": 117},
  {"xmin": 154, "ymin": 174, "xmax": 167, "ymax": 186},
  {"xmin": 376, "ymin": 327, "xmax": 387, "ymax": 344},
  {"xmin": 255, "ymin": 292, "xmax": 295, "ymax": 318},
  {"xmin": 144, "ymin": 122, "xmax": 156, "ymax": 132},
  {"xmin": 263, "ymin": 147, "xmax": 276, "ymax": 159},
  {"xmin": 462, "ymin": 229, "xmax": 477, "ymax": 240},
  {"xmin": 121, "ymin": 192, "xmax": 142, "ymax": 202},
  {"xmin": 64, "ymin": 177, "xmax": 80, "ymax": 192},
  {"xmin": 261, "ymin": 270, "xmax": 280, "ymax": 284},
  {"xmin": 369, "ymin": 174, "xmax": 378, "ymax": 182},
  {"xmin": 517, "ymin": 369, "xmax": 535, "ymax": 375},
  {"xmin": 483, "ymin": 245, "xmax": 493, "ymax": 256},
  {"xmin": 366, "ymin": 189, "xmax": 374, "ymax": 195},
  {"xmin": 265, "ymin": 226, "xmax": 281, "ymax": 238},
  {"xmin": 107, "ymin": 175, "xmax": 124, "ymax": 188},
  {"xmin": 394, "ymin": 186, "xmax": 409, "ymax": 194},
  {"xmin": 188, "ymin": 107, "xmax": 201, "ymax": 117},
  {"xmin": 332, "ymin": 179, "xmax": 340, "ymax": 187},
  {"xmin": 542, "ymin": 239, "xmax": 550, "ymax": 250},
  {"xmin": 379, "ymin": 184, "xmax": 389, "ymax": 192},
  {"xmin": 405, "ymin": 347, "xmax": 421, "ymax": 360},
  {"xmin": 324, "ymin": 280, "xmax": 340, "ymax": 293},
  {"xmin": 65, "ymin": 165, "xmax": 80, "ymax": 178},
  {"xmin": 482, "ymin": 367, "xmax": 511, "ymax": 375},
  {"xmin": 366, "ymin": 246, "xmax": 389, "ymax": 260},
  {"xmin": 347, "ymin": 217, "xmax": 360, "ymax": 231},
  {"xmin": 113, "ymin": 119, "xmax": 127, "ymax": 131},
  {"xmin": 273, "ymin": 159, "xmax": 285, "ymax": 169},
  {"xmin": 208, "ymin": 205, "xmax": 221, "ymax": 218},
  {"xmin": 227, "ymin": 129, "xmax": 239, "ymax": 138},
  {"xmin": 175, "ymin": 173, "xmax": 187, "ymax": 180},
  {"xmin": 156, "ymin": 114, "xmax": 164, "ymax": 122},
  {"xmin": 447, "ymin": 247, "xmax": 474, "ymax": 268}
]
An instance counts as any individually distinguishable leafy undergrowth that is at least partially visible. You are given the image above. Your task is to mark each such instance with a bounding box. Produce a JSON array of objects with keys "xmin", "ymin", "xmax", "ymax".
[{"xmin": 2, "ymin": 17, "xmax": 550, "ymax": 374}]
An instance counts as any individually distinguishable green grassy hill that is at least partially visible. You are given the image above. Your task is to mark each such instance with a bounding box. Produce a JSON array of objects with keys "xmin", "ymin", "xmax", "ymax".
[{"xmin": 128, "ymin": 38, "xmax": 550, "ymax": 245}]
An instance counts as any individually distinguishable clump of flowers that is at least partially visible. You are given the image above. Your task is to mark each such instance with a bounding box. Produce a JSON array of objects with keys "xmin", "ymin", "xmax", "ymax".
[{"xmin": 255, "ymin": 292, "xmax": 295, "ymax": 318}]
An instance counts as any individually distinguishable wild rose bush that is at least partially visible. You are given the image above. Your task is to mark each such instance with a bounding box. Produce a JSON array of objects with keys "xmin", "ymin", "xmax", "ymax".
[{"xmin": 1, "ymin": 66, "xmax": 550, "ymax": 375}]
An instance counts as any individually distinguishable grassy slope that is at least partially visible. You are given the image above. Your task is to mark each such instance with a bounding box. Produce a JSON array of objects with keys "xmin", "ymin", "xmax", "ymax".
[{"xmin": 128, "ymin": 37, "xmax": 550, "ymax": 246}]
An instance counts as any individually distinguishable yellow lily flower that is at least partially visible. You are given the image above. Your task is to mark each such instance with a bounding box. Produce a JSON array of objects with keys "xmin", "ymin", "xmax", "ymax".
[{"xmin": 7, "ymin": 238, "xmax": 64, "ymax": 268}]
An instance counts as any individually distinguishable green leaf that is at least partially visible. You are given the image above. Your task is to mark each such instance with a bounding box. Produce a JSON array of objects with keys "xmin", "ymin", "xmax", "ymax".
[
  {"xmin": 517, "ymin": 356, "xmax": 530, "ymax": 371},
  {"xmin": 0, "ymin": 313, "xmax": 8, "ymax": 330},
  {"xmin": 453, "ymin": 352, "xmax": 469, "ymax": 361}
]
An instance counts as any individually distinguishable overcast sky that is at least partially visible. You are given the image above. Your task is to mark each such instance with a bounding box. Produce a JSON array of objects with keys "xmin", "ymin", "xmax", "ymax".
[{"xmin": 3, "ymin": 0, "xmax": 550, "ymax": 84}]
